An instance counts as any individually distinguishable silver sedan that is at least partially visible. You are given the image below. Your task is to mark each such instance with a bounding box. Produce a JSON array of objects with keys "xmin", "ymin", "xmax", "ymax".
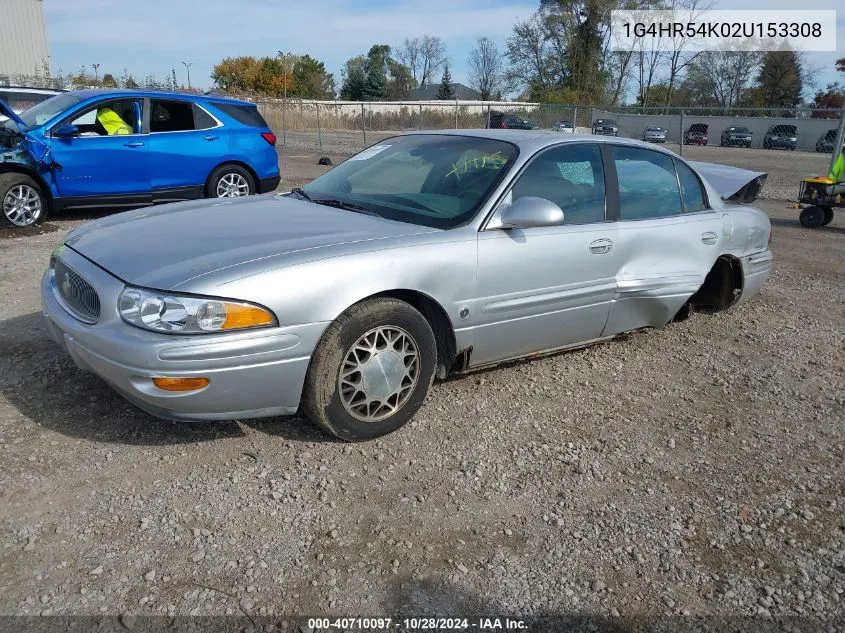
[{"xmin": 41, "ymin": 131, "xmax": 773, "ymax": 441}]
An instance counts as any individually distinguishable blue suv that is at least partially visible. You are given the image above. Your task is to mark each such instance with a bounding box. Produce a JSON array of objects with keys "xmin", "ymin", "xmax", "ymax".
[{"xmin": 0, "ymin": 89, "xmax": 281, "ymax": 228}]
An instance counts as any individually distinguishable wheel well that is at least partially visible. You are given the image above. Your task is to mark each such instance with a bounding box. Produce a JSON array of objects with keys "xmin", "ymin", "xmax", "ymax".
[
  {"xmin": 0, "ymin": 166, "xmax": 53, "ymax": 209},
  {"xmin": 688, "ymin": 255, "xmax": 743, "ymax": 314},
  {"xmin": 369, "ymin": 290, "xmax": 457, "ymax": 379},
  {"xmin": 205, "ymin": 160, "xmax": 259, "ymax": 194}
]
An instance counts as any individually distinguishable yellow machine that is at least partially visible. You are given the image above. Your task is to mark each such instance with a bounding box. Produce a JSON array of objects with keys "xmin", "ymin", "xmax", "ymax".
[{"xmin": 797, "ymin": 176, "xmax": 842, "ymax": 228}]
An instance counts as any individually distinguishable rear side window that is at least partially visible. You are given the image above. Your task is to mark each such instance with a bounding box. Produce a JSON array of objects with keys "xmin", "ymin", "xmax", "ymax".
[
  {"xmin": 214, "ymin": 103, "xmax": 269, "ymax": 128},
  {"xmin": 675, "ymin": 160, "xmax": 707, "ymax": 212},
  {"xmin": 148, "ymin": 100, "xmax": 217, "ymax": 132},
  {"xmin": 613, "ymin": 146, "xmax": 682, "ymax": 220}
]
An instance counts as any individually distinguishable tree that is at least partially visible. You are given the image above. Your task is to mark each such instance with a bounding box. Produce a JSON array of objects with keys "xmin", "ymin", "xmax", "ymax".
[
  {"xmin": 211, "ymin": 55, "xmax": 335, "ymax": 98},
  {"xmin": 436, "ymin": 64, "xmax": 456, "ymax": 100},
  {"xmin": 684, "ymin": 51, "xmax": 761, "ymax": 111},
  {"xmin": 291, "ymin": 55, "xmax": 336, "ymax": 99},
  {"xmin": 364, "ymin": 45, "xmax": 390, "ymax": 101},
  {"xmin": 386, "ymin": 59, "xmax": 413, "ymax": 100},
  {"xmin": 837, "ymin": 58, "xmax": 845, "ymax": 73},
  {"xmin": 811, "ymin": 83, "xmax": 845, "ymax": 118},
  {"xmin": 505, "ymin": 12, "xmax": 553, "ymax": 99},
  {"xmin": 467, "ymin": 37, "xmax": 503, "ymax": 100},
  {"xmin": 101, "ymin": 73, "xmax": 118, "ymax": 88},
  {"xmin": 398, "ymin": 35, "xmax": 446, "ymax": 88},
  {"xmin": 340, "ymin": 56, "xmax": 368, "ymax": 100},
  {"xmin": 753, "ymin": 51, "xmax": 803, "ymax": 109}
]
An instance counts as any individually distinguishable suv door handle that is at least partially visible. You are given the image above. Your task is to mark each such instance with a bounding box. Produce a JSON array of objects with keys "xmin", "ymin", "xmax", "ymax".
[
  {"xmin": 203, "ymin": 135, "xmax": 220, "ymax": 141},
  {"xmin": 589, "ymin": 238, "xmax": 614, "ymax": 254},
  {"xmin": 123, "ymin": 141, "xmax": 144, "ymax": 148},
  {"xmin": 701, "ymin": 231, "xmax": 718, "ymax": 245}
]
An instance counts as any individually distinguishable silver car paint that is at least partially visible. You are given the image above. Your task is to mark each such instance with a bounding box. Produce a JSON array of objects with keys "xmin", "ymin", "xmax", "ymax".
[{"xmin": 43, "ymin": 130, "xmax": 773, "ymax": 420}]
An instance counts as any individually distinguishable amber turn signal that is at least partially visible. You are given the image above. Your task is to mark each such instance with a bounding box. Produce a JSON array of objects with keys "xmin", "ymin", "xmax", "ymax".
[
  {"xmin": 222, "ymin": 303, "xmax": 276, "ymax": 330},
  {"xmin": 152, "ymin": 377, "xmax": 210, "ymax": 392}
]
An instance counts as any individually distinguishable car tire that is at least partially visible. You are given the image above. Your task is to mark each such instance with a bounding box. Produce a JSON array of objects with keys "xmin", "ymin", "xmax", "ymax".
[
  {"xmin": 0, "ymin": 172, "xmax": 48, "ymax": 228},
  {"xmin": 206, "ymin": 164, "xmax": 256, "ymax": 199},
  {"xmin": 799, "ymin": 205, "xmax": 825, "ymax": 228},
  {"xmin": 821, "ymin": 207, "xmax": 834, "ymax": 226},
  {"xmin": 301, "ymin": 297, "xmax": 437, "ymax": 442}
]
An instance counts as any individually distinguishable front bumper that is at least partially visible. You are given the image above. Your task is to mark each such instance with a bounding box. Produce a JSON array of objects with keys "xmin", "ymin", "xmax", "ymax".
[
  {"xmin": 41, "ymin": 247, "xmax": 328, "ymax": 421},
  {"xmin": 766, "ymin": 138, "xmax": 797, "ymax": 149}
]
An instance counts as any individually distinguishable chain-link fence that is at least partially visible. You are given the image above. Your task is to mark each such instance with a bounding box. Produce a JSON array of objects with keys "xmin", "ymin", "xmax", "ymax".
[{"xmin": 256, "ymin": 99, "xmax": 844, "ymax": 201}]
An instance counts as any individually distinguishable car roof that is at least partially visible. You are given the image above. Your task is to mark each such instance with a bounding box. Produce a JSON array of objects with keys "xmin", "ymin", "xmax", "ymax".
[
  {"xmin": 0, "ymin": 86, "xmax": 64, "ymax": 94},
  {"xmin": 404, "ymin": 129, "xmax": 684, "ymax": 155},
  {"xmin": 65, "ymin": 88, "xmax": 254, "ymax": 106}
]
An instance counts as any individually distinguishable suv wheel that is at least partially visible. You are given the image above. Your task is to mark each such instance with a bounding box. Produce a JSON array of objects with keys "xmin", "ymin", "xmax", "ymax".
[
  {"xmin": 0, "ymin": 173, "xmax": 47, "ymax": 228},
  {"xmin": 207, "ymin": 164, "xmax": 255, "ymax": 198}
]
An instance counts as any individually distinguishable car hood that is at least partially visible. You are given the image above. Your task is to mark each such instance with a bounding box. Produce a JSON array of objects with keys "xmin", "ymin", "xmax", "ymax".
[{"xmin": 65, "ymin": 195, "xmax": 440, "ymax": 289}]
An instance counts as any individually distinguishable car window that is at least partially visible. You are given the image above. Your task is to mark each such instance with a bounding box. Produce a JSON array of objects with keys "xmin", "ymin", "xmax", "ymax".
[
  {"xmin": 301, "ymin": 134, "xmax": 518, "ymax": 230},
  {"xmin": 511, "ymin": 144, "xmax": 606, "ymax": 225},
  {"xmin": 675, "ymin": 160, "xmax": 707, "ymax": 212},
  {"xmin": 150, "ymin": 99, "xmax": 212, "ymax": 133},
  {"xmin": 613, "ymin": 146, "xmax": 682, "ymax": 220},
  {"xmin": 17, "ymin": 93, "xmax": 82, "ymax": 128},
  {"xmin": 67, "ymin": 99, "xmax": 139, "ymax": 136},
  {"xmin": 0, "ymin": 90, "xmax": 57, "ymax": 113},
  {"xmin": 214, "ymin": 102, "xmax": 268, "ymax": 127}
]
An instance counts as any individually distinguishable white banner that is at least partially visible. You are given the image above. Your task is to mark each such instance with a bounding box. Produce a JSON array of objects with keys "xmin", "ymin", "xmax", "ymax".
[{"xmin": 610, "ymin": 10, "xmax": 837, "ymax": 52}]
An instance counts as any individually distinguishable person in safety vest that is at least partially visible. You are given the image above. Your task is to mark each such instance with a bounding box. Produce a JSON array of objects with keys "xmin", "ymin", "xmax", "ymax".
[
  {"xmin": 829, "ymin": 143, "xmax": 844, "ymax": 182},
  {"xmin": 96, "ymin": 107, "xmax": 133, "ymax": 135}
]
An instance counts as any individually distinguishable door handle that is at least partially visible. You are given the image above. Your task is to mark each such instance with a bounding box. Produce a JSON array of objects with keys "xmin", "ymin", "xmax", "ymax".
[
  {"xmin": 203, "ymin": 135, "xmax": 220, "ymax": 141},
  {"xmin": 123, "ymin": 141, "xmax": 144, "ymax": 148},
  {"xmin": 589, "ymin": 238, "xmax": 614, "ymax": 254},
  {"xmin": 701, "ymin": 231, "xmax": 718, "ymax": 245}
]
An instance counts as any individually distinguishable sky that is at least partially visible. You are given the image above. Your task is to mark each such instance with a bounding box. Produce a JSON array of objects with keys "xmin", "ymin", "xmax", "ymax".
[{"xmin": 43, "ymin": 0, "xmax": 843, "ymax": 99}]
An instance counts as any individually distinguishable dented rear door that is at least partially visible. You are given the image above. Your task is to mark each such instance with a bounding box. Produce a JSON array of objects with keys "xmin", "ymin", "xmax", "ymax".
[{"xmin": 602, "ymin": 145, "xmax": 721, "ymax": 335}]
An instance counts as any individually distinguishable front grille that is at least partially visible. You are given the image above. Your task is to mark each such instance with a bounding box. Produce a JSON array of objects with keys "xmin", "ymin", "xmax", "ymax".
[{"xmin": 53, "ymin": 258, "xmax": 100, "ymax": 323}]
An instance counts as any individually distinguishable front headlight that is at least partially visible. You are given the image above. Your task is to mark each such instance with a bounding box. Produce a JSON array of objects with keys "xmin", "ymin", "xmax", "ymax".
[{"xmin": 118, "ymin": 287, "xmax": 276, "ymax": 334}]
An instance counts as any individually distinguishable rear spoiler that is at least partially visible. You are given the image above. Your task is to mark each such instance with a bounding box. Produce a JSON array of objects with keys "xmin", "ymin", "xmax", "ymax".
[{"xmin": 688, "ymin": 161, "xmax": 767, "ymax": 204}]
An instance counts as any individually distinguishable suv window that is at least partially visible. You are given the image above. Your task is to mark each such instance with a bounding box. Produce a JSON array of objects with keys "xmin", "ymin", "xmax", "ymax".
[
  {"xmin": 214, "ymin": 102, "xmax": 268, "ymax": 127},
  {"xmin": 150, "ymin": 99, "xmax": 217, "ymax": 132},
  {"xmin": 675, "ymin": 160, "xmax": 707, "ymax": 212},
  {"xmin": 68, "ymin": 99, "xmax": 138, "ymax": 136},
  {"xmin": 613, "ymin": 146, "xmax": 682, "ymax": 220},
  {"xmin": 511, "ymin": 144, "xmax": 606, "ymax": 225}
]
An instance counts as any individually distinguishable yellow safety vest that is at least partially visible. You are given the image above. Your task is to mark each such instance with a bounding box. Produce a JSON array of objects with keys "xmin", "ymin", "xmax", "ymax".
[
  {"xmin": 97, "ymin": 107, "xmax": 133, "ymax": 135},
  {"xmin": 829, "ymin": 151, "xmax": 844, "ymax": 182}
]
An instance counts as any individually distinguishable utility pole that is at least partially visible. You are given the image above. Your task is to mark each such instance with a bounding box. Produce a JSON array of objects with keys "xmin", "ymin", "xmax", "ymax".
[
  {"xmin": 92, "ymin": 63, "xmax": 100, "ymax": 85},
  {"xmin": 182, "ymin": 61, "xmax": 193, "ymax": 90},
  {"xmin": 277, "ymin": 50, "xmax": 293, "ymax": 147}
]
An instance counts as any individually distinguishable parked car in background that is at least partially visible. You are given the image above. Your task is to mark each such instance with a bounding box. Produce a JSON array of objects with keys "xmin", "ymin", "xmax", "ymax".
[
  {"xmin": 552, "ymin": 120, "xmax": 574, "ymax": 133},
  {"xmin": 763, "ymin": 124, "xmax": 797, "ymax": 150},
  {"xmin": 0, "ymin": 86, "xmax": 64, "ymax": 122},
  {"xmin": 0, "ymin": 89, "xmax": 280, "ymax": 228},
  {"xmin": 592, "ymin": 119, "xmax": 618, "ymax": 136},
  {"xmin": 642, "ymin": 126, "xmax": 667, "ymax": 143},
  {"xmin": 487, "ymin": 111, "xmax": 532, "ymax": 130},
  {"xmin": 524, "ymin": 120, "xmax": 540, "ymax": 130},
  {"xmin": 816, "ymin": 129, "xmax": 837, "ymax": 153},
  {"xmin": 720, "ymin": 126, "xmax": 752, "ymax": 148},
  {"xmin": 684, "ymin": 123, "xmax": 708, "ymax": 145},
  {"xmin": 41, "ymin": 131, "xmax": 773, "ymax": 441}
]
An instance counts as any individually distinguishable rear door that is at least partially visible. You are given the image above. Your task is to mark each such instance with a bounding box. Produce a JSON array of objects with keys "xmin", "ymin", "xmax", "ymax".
[
  {"xmin": 602, "ymin": 145, "xmax": 721, "ymax": 335},
  {"xmin": 145, "ymin": 98, "xmax": 223, "ymax": 200},
  {"xmin": 47, "ymin": 97, "xmax": 150, "ymax": 203}
]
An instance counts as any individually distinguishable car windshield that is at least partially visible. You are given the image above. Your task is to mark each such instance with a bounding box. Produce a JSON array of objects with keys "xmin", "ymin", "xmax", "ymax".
[
  {"xmin": 730, "ymin": 127, "xmax": 750, "ymax": 133},
  {"xmin": 600, "ymin": 120, "xmax": 616, "ymax": 126},
  {"xmin": 772, "ymin": 125, "xmax": 796, "ymax": 134},
  {"xmin": 17, "ymin": 93, "xmax": 83, "ymax": 129},
  {"xmin": 647, "ymin": 127, "xmax": 663, "ymax": 132},
  {"xmin": 300, "ymin": 134, "xmax": 518, "ymax": 229}
]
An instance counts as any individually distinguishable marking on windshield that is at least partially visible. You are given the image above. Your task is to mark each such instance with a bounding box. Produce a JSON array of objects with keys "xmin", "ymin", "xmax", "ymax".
[{"xmin": 348, "ymin": 144, "xmax": 392, "ymax": 161}]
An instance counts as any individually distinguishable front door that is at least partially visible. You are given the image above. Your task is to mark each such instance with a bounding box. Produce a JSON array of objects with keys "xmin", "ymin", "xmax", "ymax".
[
  {"xmin": 48, "ymin": 98, "xmax": 150, "ymax": 203},
  {"xmin": 472, "ymin": 143, "xmax": 620, "ymax": 366}
]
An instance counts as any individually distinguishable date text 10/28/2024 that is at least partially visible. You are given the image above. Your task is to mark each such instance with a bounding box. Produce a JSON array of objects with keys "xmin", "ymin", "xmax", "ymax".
[{"xmin": 307, "ymin": 617, "xmax": 529, "ymax": 630}]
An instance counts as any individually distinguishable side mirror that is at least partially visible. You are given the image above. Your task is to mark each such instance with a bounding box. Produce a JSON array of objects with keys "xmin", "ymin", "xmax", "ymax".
[
  {"xmin": 52, "ymin": 124, "xmax": 79, "ymax": 139},
  {"xmin": 500, "ymin": 196, "xmax": 564, "ymax": 229}
]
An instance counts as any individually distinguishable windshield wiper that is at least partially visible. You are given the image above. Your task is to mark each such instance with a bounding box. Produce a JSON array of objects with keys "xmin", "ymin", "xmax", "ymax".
[
  {"xmin": 290, "ymin": 187, "xmax": 312, "ymax": 201},
  {"xmin": 311, "ymin": 198, "xmax": 382, "ymax": 217}
]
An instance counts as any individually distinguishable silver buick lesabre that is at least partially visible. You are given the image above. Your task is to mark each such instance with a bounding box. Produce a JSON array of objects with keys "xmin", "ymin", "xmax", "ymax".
[{"xmin": 41, "ymin": 131, "xmax": 773, "ymax": 441}]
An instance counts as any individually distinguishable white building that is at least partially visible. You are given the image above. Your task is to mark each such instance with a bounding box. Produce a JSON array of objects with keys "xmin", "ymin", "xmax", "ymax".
[{"xmin": 0, "ymin": 0, "xmax": 50, "ymax": 80}]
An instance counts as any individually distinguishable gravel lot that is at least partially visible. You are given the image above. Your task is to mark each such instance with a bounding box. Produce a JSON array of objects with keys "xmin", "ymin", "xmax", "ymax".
[
  {"xmin": 0, "ymin": 158, "xmax": 843, "ymax": 631},
  {"xmin": 278, "ymin": 130, "xmax": 833, "ymax": 202}
]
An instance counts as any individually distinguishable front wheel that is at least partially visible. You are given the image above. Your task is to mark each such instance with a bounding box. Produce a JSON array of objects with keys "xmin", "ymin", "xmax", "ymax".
[
  {"xmin": 800, "ymin": 205, "xmax": 825, "ymax": 228},
  {"xmin": 206, "ymin": 164, "xmax": 255, "ymax": 199},
  {"xmin": 301, "ymin": 298, "xmax": 437, "ymax": 442},
  {"xmin": 0, "ymin": 173, "xmax": 48, "ymax": 228}
]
